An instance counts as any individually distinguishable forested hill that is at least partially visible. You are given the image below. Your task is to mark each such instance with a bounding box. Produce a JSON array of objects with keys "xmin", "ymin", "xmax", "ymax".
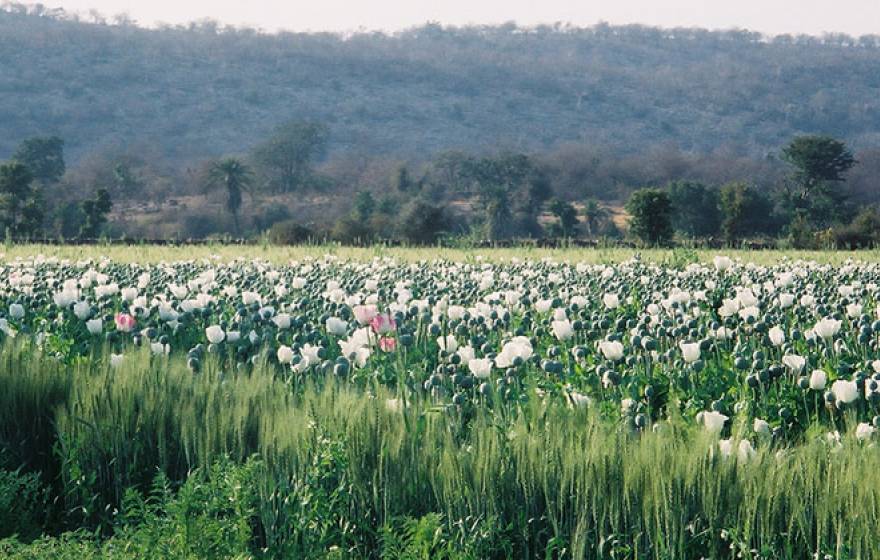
[{"xmin": 3, "ymin": 5, "xmax": 880, "ymax": 163}]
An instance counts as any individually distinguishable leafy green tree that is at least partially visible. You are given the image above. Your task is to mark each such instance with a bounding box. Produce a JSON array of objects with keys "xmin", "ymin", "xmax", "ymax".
[
  {"xmin": 398, "ymin": 201, "xmax": 449, "ymax": 245},
  {"xmin": 625, "ymin": 188, "xmax": 673, "ymax": 246},
  {"xmin": 781, "ymin": 135, "xmax": 856, "ymax": 227},
  {"xmin": 549, "ymin": 199, "xmax": 579, "ymax": 237},
  {"xmin": 376, "ymin": 195, "xmax": 399, "ymax": 216},
  {"xmin": 12, "ymin": 136, "xmax": 65, "ymax": 184},
  {"xmin": 353, "ymin": 191, "xmax": 375, "ymax": 222},
  {"xmin": 833, "ymin": 206, "xmax": 880, "ymax": 249},
  {"xmin": 432, "ymin": 151, "xmax": 470, "ymax": 192},
  {"xmin": 253, "ymin": 122, "xmax": 328, "ymax": 193},
  {"xmin": 206, "ymin": 158, "xmax": 253, "ymax": 233},
  {"xmin": 0, "ymin": 161, "xmax": 43, "ymax": 238},
  {"xmin": 461, "ymin": 153, "xmax": 540, "ymax": 240},
  {"xmin": 718, "ymin": 182, "xmax": 775, "ymax": 243},
  {"xmin": 113, "ymin": 162, "xmax": 143, "ymax": 194},
  {"xmin": 581, "ymin": 199, "xmax": 610, "ymax": 238},
  {"xmin": 392, "ymin": 165, "xmax": 415, "ymax": 193},
  {"xmin": 667, "ymin": 180, "xmax": 721, "ymax": 237},
  {"xmin": 79, "ymin": 189, "xmax": 112, "ymax": 238}
]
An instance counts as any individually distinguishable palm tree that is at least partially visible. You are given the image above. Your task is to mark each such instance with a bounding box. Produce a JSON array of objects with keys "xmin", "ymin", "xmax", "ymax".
[
  {"xmin": 582, "ymin": 199, "xmax": 610, "ymax": 238},
  {"xmin": 206, "ymin": 158, "xmax": 253, "ymax": 234}
]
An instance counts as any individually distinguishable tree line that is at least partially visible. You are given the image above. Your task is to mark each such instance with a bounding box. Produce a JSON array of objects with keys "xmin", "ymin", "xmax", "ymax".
[{"xmin": 3, "ymin": 122, "xmax": 877, "ymax": 248}]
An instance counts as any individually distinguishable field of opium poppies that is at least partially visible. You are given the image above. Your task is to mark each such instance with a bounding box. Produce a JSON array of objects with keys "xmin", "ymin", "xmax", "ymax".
[{"xmin": 6, "ymin": 249, "xmax": 880, "ymax": 559}]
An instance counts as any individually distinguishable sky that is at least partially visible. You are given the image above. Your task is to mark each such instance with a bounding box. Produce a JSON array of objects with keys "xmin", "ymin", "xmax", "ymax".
[{"xmin": 36, "ymin": 0, "xmax": 880, "ymax": 36}]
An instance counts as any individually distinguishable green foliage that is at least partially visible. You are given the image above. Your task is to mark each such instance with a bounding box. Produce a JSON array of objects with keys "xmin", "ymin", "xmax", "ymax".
[
  {"xmin": 783, "ymin": 135, "xmax": 856, "ymax": 188},
  {"xmin": 548, "ymin": 198, "xmax": 579, "ymax": 238},
  {"xmin": 392, "ymin": 166, "xmax": 416, "ymax": 193},
  {"xmin": 353, "ymin": 191, "xmax": 376, "ymax": 222},
  {"xmin": 580, "ymin": 199, "xmax": 615, "ymax": 238},
  {"xmin": 252, "ymin": 121, "xmax": 328, "ymax": 193},
  {"xmin": 781, "ymin": 135, "xmax": 857, "ymax": 228},
  {"xmin": 459, "ymin": 152, "xmax": 547, "ymax": 240},
  {"xmin": 113, "ymin": 162, "xmax": 143, "ymax": 195},
  {"xmin": 267, "ymin": 220, "xmax": 315, "ymax": 245},
  {"xmin": 206, "ymin": 158, "xmax": 254, "ymax": 233},
  {"xmin": 1, "ymin": 338, "xmax": 880, "ymax": 557},
  {"xmin": 12, "ymin": 136, "xmax": 65, "ymax": 185},
  {"xmin": 0, "ymin": 161, "xmax": 43, "ymax": 238},
  {"xmin": 718, "ymin": 182, "xmax": 775, "ymax": 243},
  {"xmin": 112, "ymin": 458, "xmax": 257, "ymax": 558},
  {"xmin": 625, "ymin": 188, "xmax": 673, "ymax": 245},
  {"xmin": 0, "ymin": 465, "xmax": 49, "ymax": 541},
  {"xmin": 833, "ymin": 206, "xmax": 880, "ymax": 249},
  {"xmin": 79, "ymin": 189, "xmax": 112, "ymax": 239},
  {"xmin": 379, "ymin": 514, "xmax": 513, "ymax": 559},
  {"xmin": 398, "ymin": 200, "xmax": 449, "ymax": 245},
  {"xmin": 668, "ymin": 180, "xmax": 721, "ymax": 237}
]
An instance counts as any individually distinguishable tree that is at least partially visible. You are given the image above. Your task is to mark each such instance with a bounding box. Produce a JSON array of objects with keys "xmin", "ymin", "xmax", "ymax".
[
  {"xmin": 782, "ymin": 135, "xmax": 856, "ymax": 196},
  {"xmin": 581, "ymin": 199, "xmax": 610, "ymax": 238},
  {"xmin": 432, "ymin": 150, "xmax": 470, "ymax": 192},
  {"xmin": 113, "ymin": 162, "xmax": 143, "ymax": 194},
  {"xmin": 353, "ymin": 191, "xmax": 375, "ymax": 222},
  {"xmin": 79, "ymin": 189, "xmax": 112, "ymax": 238},
  {"xmin": 398, "ymin": 201, "xmax": 449, "ymax": 245},
  {"xmin": 718, "ymin": 182, "xmax": 775, "ymax": 244},
  {"xmin": 549, "ymin": 199, "xmax": 579, "ymax": 237},
  {"xmin": 625, "ymin": 189, "xmax": 673, "ymax": 246},
  {"xmin": 0, "ymin": 162, "xmax": 43, "ymax": 237},
  {"xmin": 392, "ymin": 165, "xmax": 414, "ymax": 193},
  {"xmin": 12, "ymin": 136, "xmax": 65, "ymax": 184},
  {"xmin": 667, "ymin": 181, "xmax": 721, "ymax": 237},
  {"xmin": 206, "ymin": 158, "xmax": 253, "ymax": 233},
  {"xmin": 461, "ymin": 152, "xmax": 539, "ymax": 240},
  {"xmin": 252, "ymin": 122, "xmax": 328, "ymax": 193},
  {"xmin": 781, "ymin": 135, "xmax": 856, "ymax": 227}
]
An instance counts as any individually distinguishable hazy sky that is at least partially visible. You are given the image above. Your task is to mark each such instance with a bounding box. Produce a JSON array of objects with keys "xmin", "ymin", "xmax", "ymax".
[{"xmin": 37, "ymin": 0, "xmax": 880, "ymax": 36}]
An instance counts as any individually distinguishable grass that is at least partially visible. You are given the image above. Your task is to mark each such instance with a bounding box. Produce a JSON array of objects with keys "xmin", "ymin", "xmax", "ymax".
[
  {"xmin": 4, "ymin": 242, "xmax": 880, "ymax": 265},
  {"xmin": 0, "ymin": 342, "xmax": 878, "ymax": 558}
]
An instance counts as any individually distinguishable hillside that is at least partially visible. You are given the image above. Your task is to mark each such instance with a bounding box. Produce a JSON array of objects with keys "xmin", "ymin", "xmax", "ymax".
[{"xmin": 2, "ymin": 6, "xmax": 880, "ymax": 163}]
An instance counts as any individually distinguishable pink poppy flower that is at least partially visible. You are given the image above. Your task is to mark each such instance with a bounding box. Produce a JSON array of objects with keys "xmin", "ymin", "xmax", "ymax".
[
  {"xmin": 379, "ymin": 336, "xmax": 397, "ymax": 352},
  {"xmin": 370, "ymin": 313, "xmax": 397, "ymax": 335},
  {"xmin": 115, "ymin": 312, "xmax": 136, "ymax": 333},
  {"xmin": 353, "ymin": 304, "xmax": 379, "ymax": 326}
]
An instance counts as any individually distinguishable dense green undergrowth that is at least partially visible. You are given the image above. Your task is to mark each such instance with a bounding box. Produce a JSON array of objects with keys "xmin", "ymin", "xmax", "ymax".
[{"xmin": 0, "ymin": 343, "xmax": 877, "ymax": 559}]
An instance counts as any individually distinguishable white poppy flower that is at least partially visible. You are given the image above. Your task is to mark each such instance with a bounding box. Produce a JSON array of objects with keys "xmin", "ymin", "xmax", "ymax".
[
  {"xmin": 598, "ymin": 340, "xmax": 624, "ymax": 361},
  {"xmin": 325, "ymin": 317, "xmax": 348, "ymax": 336},
  {"xmin": 86, "ymin": 318, "xmax": 102, "ymax": 335},
  {"xmin": 73, "ymin": 301, "xmax": 92, "ymax": 320},
  {"xmin": 277, "ymin": 345, "xmax": 294, "ymax": 364},
  {"xmin": 679, "ymin": 342, "xmax": 701, "ymax": 363},
  {"xmin": 702, "ymin": 410, "xmax": 728, "ymax": 433},
  {"xmin": 832, "ymin": 379, "xmax": 859, "ymax": 404},
  {"xmin": 768, "ymin": 326, "xmax": 785, "ymax": 346},
  {"xmin": 782, "ymin": 354, "xmax": 806, "ymax": 375},
  {"xmin": 551, "ymin": 320, "xmax": 574, "ymax": 341},
  {"xmin": 468, "ymin": 358, "xmax": 493, "ymax": 379},
  {"xmin": 205, "ymin": 325, "xmax": 225, "ymax": 344},
  {"xmin": 813, "ymin": 318, "xmax": 841, "ymax": 340}
]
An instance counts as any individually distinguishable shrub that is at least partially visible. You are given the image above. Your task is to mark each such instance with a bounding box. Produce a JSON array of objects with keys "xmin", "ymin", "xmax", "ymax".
[
  {"xmin": 0, "ymin": 466, "xmax": 49, "ymax": 541},
  {"xmin": 833, "ymin": 206, "xmax": 880, "ymax": 249},
  {"xmin": 251, "ymin": 204, "xmax": 292, "ymax": 232},
  {"xmin": 398, "ymin": 201, "xmax": 449, "ymax": 245},
  {"xmin": 330, "ymin": 215, "xmax": 374, "ymax": 244},
  {"xmin": 267, "ymin": 219, "xmax": 314, "ymax": 245},
  {"xmin": 625, "ymin": 188, "xmax": 673, "ymax": 246}
]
